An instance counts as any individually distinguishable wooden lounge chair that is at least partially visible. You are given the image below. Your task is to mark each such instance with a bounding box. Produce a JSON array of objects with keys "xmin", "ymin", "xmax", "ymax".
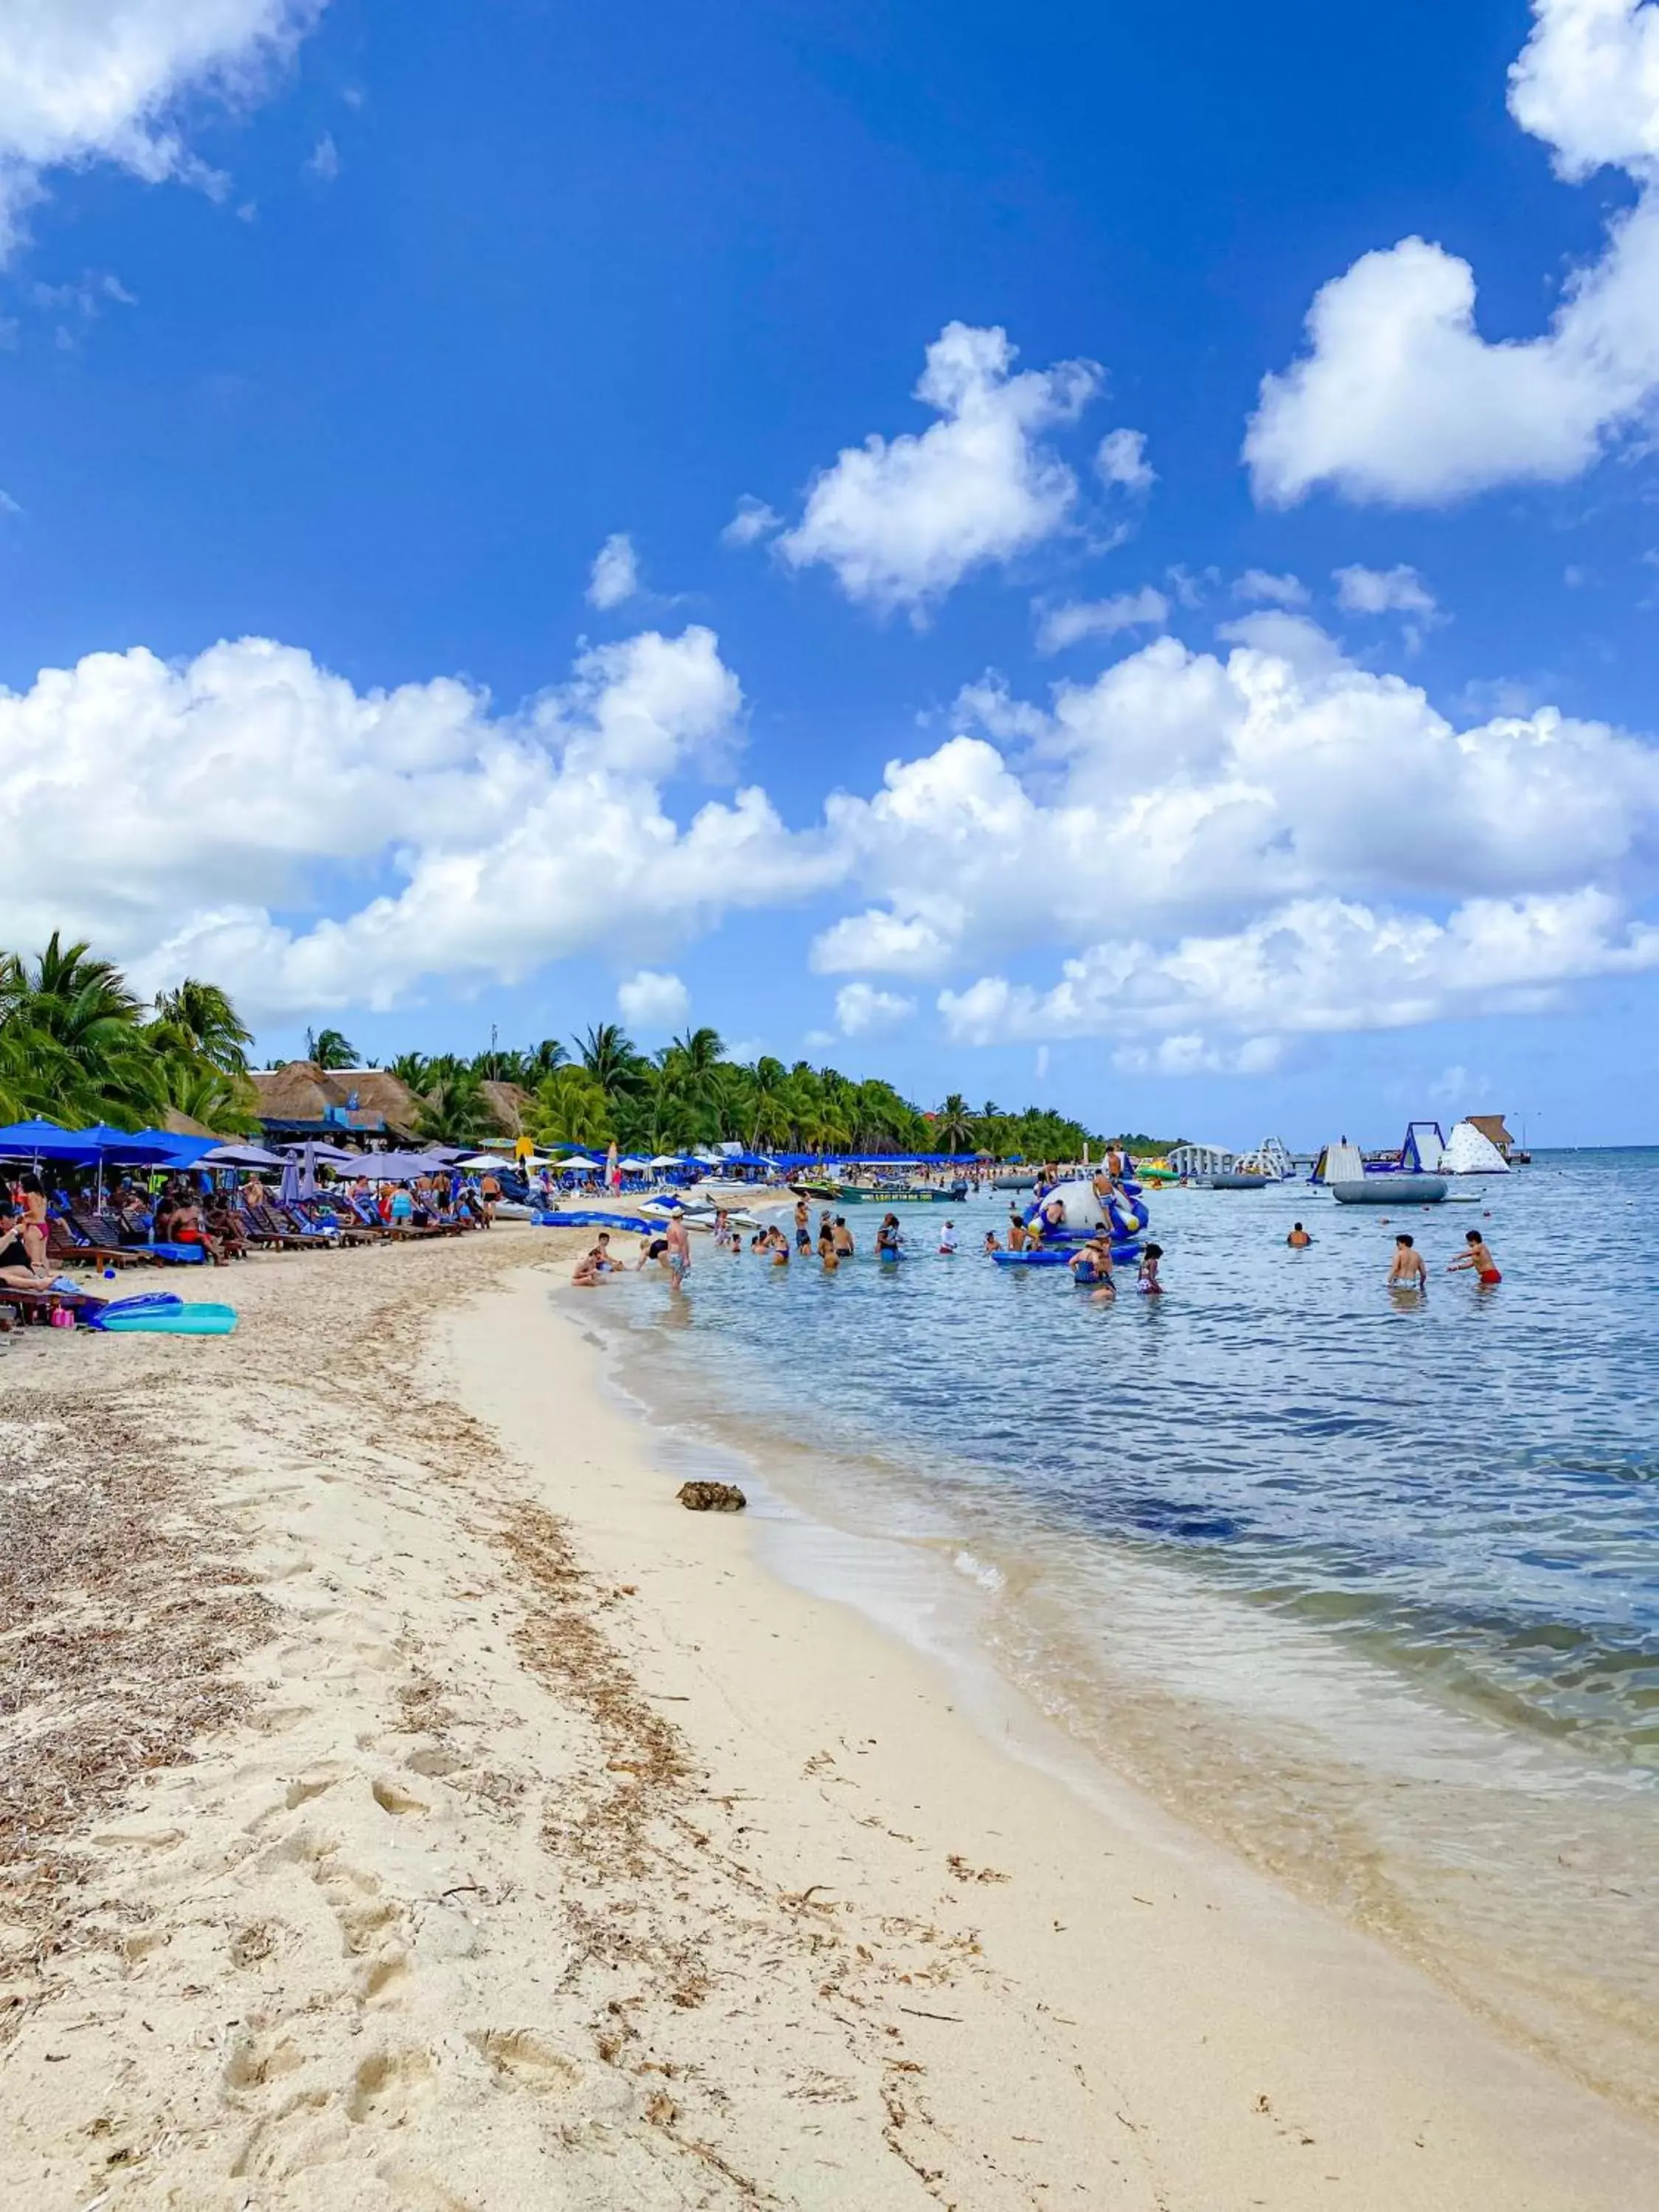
[{"xmin": 49, "ymin": 1217, "xmax": 157, "ymax": 1270}]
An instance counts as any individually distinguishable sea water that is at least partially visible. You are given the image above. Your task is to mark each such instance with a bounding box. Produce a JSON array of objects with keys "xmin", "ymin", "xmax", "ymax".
[{"xmin": 573, "ymin": 1152, "xmax": 1659, "ymax": 2115}]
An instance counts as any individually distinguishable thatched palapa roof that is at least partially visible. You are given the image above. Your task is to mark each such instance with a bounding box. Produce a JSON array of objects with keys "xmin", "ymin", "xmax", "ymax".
[{"xmin": 249, "ymin": 1062, "xmax": 422, "ymax": 1137}]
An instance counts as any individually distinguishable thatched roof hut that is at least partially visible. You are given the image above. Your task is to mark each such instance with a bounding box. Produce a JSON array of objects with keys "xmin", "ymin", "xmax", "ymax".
[
  {"xmin": 1467, "ymin": 1113, "xmax": 1516, "ymax": 1159},
  {"xmin": 249, "ymin": 1062, "xmax": 422, "ymax": 1140},
  {"xmin": 479, "ymin": 1079, "xmax": 532, "ymax": 1138}
]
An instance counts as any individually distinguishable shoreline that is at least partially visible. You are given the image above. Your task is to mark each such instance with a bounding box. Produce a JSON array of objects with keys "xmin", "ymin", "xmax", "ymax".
[{"xmin": 1, "ymin": 1237, "xmax": 1653, "ymax": 2208}]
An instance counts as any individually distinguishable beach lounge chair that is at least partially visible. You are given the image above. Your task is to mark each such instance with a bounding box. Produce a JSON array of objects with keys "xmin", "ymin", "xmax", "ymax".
[{"xmin": 48, "ymin": 1217, "xmax": 159, "ymax": 1270}]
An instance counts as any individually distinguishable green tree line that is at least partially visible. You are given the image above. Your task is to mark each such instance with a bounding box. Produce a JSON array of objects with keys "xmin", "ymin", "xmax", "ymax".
[
  {"xmin": 364, "ymin": 1026, "xmax": 1165, "ymax": 1159},
  {"xmin": 0, "ymin": 936, "xmax": 260, "ymax": 1133}
]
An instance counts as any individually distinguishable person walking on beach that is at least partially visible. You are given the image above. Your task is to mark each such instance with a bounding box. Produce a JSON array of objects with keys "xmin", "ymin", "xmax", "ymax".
[
  {"xmin": 1448, "ymin": 1228, "xmax": 1502, "ymax": 1285},
  {"xmin": 1287, "ymin": 1222, "xmax": 1312, "ymax": 1248},
  {"xmin": 664, "ymin": 1209, "xmax": 692, "ymax": 1288},
  {"xmin": 1388, "ymin": 1234, "xmax": 1427, "ymax": 1289}
]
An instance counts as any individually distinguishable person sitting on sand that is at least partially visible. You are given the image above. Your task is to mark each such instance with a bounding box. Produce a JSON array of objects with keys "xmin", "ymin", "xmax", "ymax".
[
  {"xmin": 1137, "ymin": 1242, "xmax": 1164, "ymax": 1295},
  {"xmin": 1449, "ymin": 1228, "xmax": 1502, "ymax": 1285},
  {"xmin": 1388, "ymin": 1234, "xmax": 1427, "ymax": 1289},
  {"xmin": 572, "ymin": 1245, "xmax": 608, "ymax": 1285},
  {"xmin": 832, "ymin": 1215, "xmax": 855, "ymax": 1256},
  {"xmin": 1287, "ymin": 1222, "xmax": 1312, "ymax": 1248}
]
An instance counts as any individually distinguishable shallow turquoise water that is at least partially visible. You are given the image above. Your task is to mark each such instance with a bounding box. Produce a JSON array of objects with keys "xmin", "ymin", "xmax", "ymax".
[{"xmin": 611, "ymin": 1152, "xmax": 1659, "ymax": 1768}]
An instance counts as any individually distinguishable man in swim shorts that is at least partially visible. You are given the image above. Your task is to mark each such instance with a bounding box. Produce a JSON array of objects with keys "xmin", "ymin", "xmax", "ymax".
[
  {"xmin": 832, "ymin": 1216, "xmax": 855, "ymax": 1256},
  {"xmin": 793, "ymin": 1199, "xmax": 812, "ymax": 1253},
  {"xmin": 1449, "ymin": 1228, "xmax": 1501, "ymax": 1285},
  {"xmin": 1388, "ymin": 1233, "xmax": 1427, "ymax": 1288}
]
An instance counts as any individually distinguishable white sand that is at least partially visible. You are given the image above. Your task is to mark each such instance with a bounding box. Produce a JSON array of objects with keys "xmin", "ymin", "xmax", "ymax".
[{"xmin": 1, "ymin": 1234, "xmax": 1653, "ymax": 2209}]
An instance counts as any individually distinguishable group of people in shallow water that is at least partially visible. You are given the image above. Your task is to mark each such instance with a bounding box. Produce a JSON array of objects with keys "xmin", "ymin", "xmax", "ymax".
[
  {"xmin": 1284, "ymin": 1220, "xmax": 1503, "ymax": 1287},
  {"xmin": 573, "ymin": 1192, "xmax": 1504, "ymax": 1299}
]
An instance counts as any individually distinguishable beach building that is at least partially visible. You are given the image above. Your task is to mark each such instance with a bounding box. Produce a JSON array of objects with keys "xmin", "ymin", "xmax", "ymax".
[{"xmin": 248, "ymin": 1060, "xmax": 535, "ymax": 1152}]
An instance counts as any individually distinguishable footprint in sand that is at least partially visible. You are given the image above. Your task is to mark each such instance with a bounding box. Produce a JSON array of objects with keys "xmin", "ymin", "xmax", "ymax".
[
  {"xmin": 359, "ymin": 1950, "xmax": 412, "ymax": 2005},
  {"xmin": 466, "ymin": 2028, "xmax": 581, "ymax": 2096},
  {"xmin": 347, "ymin": 2046, "xmax": 436, "ymax": 2126},
  {"xmin": 372, "ymin": 1778, "xmax": 430, "ymax": 1818}
]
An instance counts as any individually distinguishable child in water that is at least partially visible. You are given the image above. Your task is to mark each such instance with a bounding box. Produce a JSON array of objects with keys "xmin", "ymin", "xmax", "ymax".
[
  {"xmin": 1388, "ymin": 1233, "xmax": 1427, "ymax": 1288},
  {"xmin": 1449, "ymin": 1228, "xmax": 1502, "ymax": 1285},
  {"xmin": 982, "ymin": 1230, "xmax": 1001, "ymax": 1254},
  {"xmin": 1137, "ymin": 1242, "xmax": 1164, "ymax": 1295}
]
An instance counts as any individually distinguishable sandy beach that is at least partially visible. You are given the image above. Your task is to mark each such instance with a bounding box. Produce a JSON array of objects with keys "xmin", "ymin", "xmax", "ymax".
[{"xmin": 1, "ymin": 1229, "xmax": 1655, "ymax": 2211}]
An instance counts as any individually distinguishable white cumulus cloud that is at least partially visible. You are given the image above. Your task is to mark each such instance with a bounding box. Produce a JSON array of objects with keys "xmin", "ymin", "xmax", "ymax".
[
  {"xmin": 1095, "ymin": 428, "xmax": 1155, "ymax": 492},
  {"xmin": 776, "ymin": 321, "xmax": 1102, "ymax": 616},
  {"xmin": 1334, "ymin": 563, "xmax": 1436, "ymax": 616},
  {"xmin": 1246, "ymin": 1, "xmax": 1659, "ymax": 506},
  {"xmin": 721, "ymin": 495, "xmax": 782, "ymax": 547},
  {"xmin": 834, "ymin": 982, "xmax": 917, "ymax": 1037},
  {"xmin": 617, "ymin": 969, "xmax": 689, "ymax": 1030},
  {"xmin": 586, "ymin": 531, "xmax": 640, "ymax": 609},
  {"xmin": 1035, "ymin": 588, "xmax": 1169, "ymax": 654},
  {"xmin": 1233, "ymin": 569, "xmax": 1309, "ymax": 607},
  {"xmin": 0, "ymin": 0, "xmax": 325, "ymax": 262},
  {"xmin": 0, "ymin": 625, "xmax": 839, "ymax": 1018},
  {"xmin": 809, "ymin": 619, "xmax": 1659, "ymax": 1059}
]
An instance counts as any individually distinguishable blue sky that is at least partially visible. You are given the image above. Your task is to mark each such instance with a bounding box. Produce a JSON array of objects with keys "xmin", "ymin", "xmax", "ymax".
[{"xmin": 4, "ymin": 0, "xmax": 1659, "ymax": 1145}]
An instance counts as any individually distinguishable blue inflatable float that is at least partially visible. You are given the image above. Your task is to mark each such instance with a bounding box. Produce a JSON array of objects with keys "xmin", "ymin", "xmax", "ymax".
[{"xmin": 533, "ymin": 1210, "xmax": 655, "ymax": 1233}]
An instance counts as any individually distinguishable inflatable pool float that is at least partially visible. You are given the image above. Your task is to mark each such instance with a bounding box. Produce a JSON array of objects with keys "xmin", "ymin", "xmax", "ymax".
[
  {"xmin": 533, "ymin": 1209, "xmax": 657, "ymax": 1232},
  {"xmin": 85, "ymin": 1293, "xmax": 238, "ymax": 1335}
]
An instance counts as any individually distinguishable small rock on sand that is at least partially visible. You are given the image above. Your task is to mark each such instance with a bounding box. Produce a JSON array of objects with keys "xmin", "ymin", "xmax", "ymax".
[{"xmin": 677, "ymin": 1481, "xmax": 746, "ymax": 1513}]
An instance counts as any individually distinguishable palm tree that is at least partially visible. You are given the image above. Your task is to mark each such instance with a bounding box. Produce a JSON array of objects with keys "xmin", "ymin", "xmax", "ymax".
[
  {"xmin": 163, "ymin": 1061, "xmax": 260, "ymax": 1136},
  {"xmin": 414, "ymin": 1070, "xmax": 497, "ymax": 1146},
  {"xmin": 306, "ymin": 1026, "xmax": 358, "ymax": 1070},
  {"xmin": 935, "ymin": 1093, "xmax": 975, "ymax": 1154},
  {"xmin": 152, "ymin": 979, "xmax": 254, "ymax": 1073},
  {"xmin": 532, "ymin": 1065, "xmax": 613, "ymax": 1149},
  {"xmin": 389, "ymin": 1051, "xmax": 432, "ymax": 1092},
  {"xmin": 1, "ymin": 934, "xmax": 166, "ymax": 1127},
  {"xmin": 575, "ymin": 1022, "xmax": 641, "ymax": 1100}
]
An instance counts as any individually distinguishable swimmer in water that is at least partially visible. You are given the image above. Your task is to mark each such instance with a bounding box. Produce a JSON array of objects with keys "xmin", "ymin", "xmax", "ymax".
[
  {"xmin": 1006, "ymin": 1208, "xmax": 1028, "ymax": 1252},
  {"xmin": 938, "ymin": 1220, "xmax": 959, "ymax": 1254},
  {"xmin": 1388, "ymin": 1233, "xmax": 1427, "ymax": 1289},
  {"xmin": 875, "ymin": 1214, "xmax": 902, "ymax": 1259},
  {"xmin": 1287, "ymin": 1222, "xmax": 1312, "ymax": 1248},
  {"xmin": 832, "ymin": 1215, "xmax": 855, "ymax": 1256},
  {"xmin": 983, "ymin": 1230, "xmax": 1001, "ymax": 1254},
  {"xmin": 1137, "ymin": 1242, "xmax": 1164, "ymax": 1295},
  {"xmin": 770, "ymin": 1227, "xmax": 790, "ymax": 1266},
  {"xmin": 1071, "ymin": 1229, "xmax": 1115, "ymax": 1298},
  {"xmin": 1449, "ymin": 1228, "xmax": 1502, "ymax": 1285}
]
